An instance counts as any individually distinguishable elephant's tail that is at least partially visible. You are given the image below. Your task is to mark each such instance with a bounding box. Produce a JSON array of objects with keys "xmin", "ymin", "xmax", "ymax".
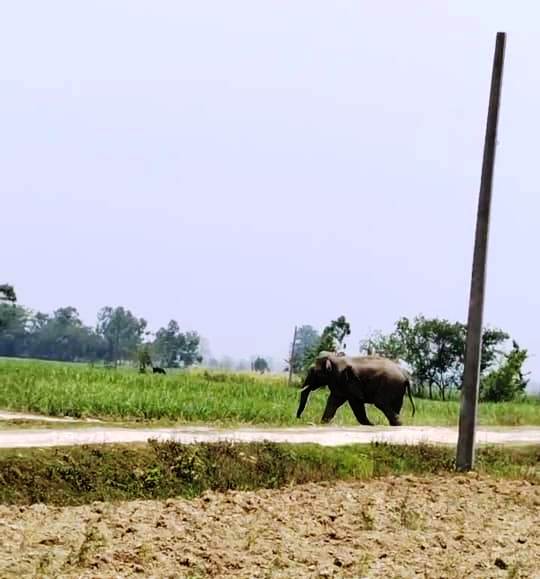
[{"xmin": 405, "ymin": 378, "xmax": 416, "ymax": 417}]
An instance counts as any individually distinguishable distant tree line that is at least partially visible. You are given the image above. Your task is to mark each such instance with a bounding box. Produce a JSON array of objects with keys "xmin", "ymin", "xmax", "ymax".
[
  {"xmin": 289, "ymin": 314, "xmax": 529, "ymax": 403},
  {"xmin": 0, "ymin": 286, "xmax": 202, "ymax": 369},
  {"xmin": 202, "ymin": 356, "xmax": 271, "ymax": 373},
  {"xmin": 2, "ymin": 283, "xmax": 530, "ymax": 401}
]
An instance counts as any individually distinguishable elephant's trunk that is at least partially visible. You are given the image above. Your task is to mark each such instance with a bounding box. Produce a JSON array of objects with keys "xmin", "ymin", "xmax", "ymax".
[{"xmin": 296, "ymin": 385, "xmax": 312, "ymax": 418}]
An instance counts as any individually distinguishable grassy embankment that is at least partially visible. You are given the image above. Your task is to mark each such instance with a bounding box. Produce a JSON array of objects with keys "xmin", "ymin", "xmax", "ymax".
[
  {"xmin": 0, "ymin": 358, "xmax": 539, "ymax": 426},
  {"xmin": 0, "ymin": 440, "xmax": 538, "ymax": 505}
]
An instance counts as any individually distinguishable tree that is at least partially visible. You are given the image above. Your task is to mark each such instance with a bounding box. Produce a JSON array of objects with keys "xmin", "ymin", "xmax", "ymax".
[
  {"xmin": 0, "ymin": 294, "xmax": 205, "ymax": 368},
  {"xmin": 253, "ymin": 356, "xmax": 269, "ymax": 374},
  {"xmin": 97, "ymin": 306, "xmax": 147, "ymax": 366},
  {"xmin": 303, "ymin": 315, "xmax": 351, "ymax": 370},
  {"xmin": 289, "ymin": 325, "xmax": 320, "ymax": 373},
  {"xmin": 153, "ymin": 320, "xmax": 182, "ymax": 368},
  {"xmin": 137, "ymin": 344, "xmax": 153, "ymax": 373},
  {"xmin": 0, "ymin": 304, "xmax": 29, "ymax": 356},
  {"xmin": 322, "ymin": 315, "xmax": 351, "ymax": 351},
  {"xmin": 28, "ymin": 307, "xmax": 106, "ymax": 362},
  {"xmin": 153, "ymin": 321, "xmax": 202, "ymax": 368},
  {"xmin": 480, "ymin": 341, "xmax": 529, "ymax": 402},
  {"xmin": 478, "ymin": 328, "xmax": 510, "ymax": 373},
  {"xmin": 364, "ymin": 315, "xmax": 511, "ymax": 400},
  {"xmin": 178, "ymin": 331, "xmax": 203, "ymax": 367},
  {"xmin": 0, "ymin": 301, "xmax": 108, "ymax": 362},
  {"xmin": 0, "ymin": 284, "xmax": 16, "ymax": 303},
  {"xmin": 0, "ymin": 283, "xmax": 20, "ymax": 338},
  {"xmin": 366, "ymin": 316, "xmax": 465, "ymax": 400}
]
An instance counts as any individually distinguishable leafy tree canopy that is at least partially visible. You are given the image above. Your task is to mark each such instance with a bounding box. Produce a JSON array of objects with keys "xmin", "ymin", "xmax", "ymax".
[
  {"xmin": 153, "ymin": 320, "xmax": 202, "ymax": 368},
  {"xmin": 0, "ymin": 284, "xmax": 16, "ymax": 303},
  {"xmin": 253, "ymin": 356, "xmax": 269, "ymax": 374},
  {"xmin": 300, "ymin": 315, "xmax": 351, "ymax": 371},
  {"xmin": 97, "ymin": 306, "xmax": 147, "ymax": 366},
  {"xmin": 289, "ymin": 325, "xmax": 320, "ymax": 373},
  {"xmin": 362, "ymin": 315, "xmax": 524, "ymax": 401}
]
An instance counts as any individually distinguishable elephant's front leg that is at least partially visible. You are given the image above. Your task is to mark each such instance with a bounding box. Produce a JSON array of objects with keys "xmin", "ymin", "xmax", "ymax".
[
  {"xmin": 321, "ymin": 392, "xmax": 347, "ymax": 424},
  {"xmin": 348, "ymin": 397, "xmax": 373, "ymax": 426}
]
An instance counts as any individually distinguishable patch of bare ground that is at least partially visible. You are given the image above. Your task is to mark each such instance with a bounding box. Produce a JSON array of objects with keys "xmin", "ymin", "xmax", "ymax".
[{"xmin": 0, "ymin": 475, "xmax": 538, "ymax": 578}]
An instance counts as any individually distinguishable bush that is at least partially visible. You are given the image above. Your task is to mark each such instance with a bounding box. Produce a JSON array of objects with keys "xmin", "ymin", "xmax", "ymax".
[{"xmin": 480, "ymin": 342, "xmax": 528, "ymax": 402}]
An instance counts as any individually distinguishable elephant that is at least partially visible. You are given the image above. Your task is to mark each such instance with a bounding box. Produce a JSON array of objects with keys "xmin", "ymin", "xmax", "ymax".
[
  {"xmin": 152, "ymin": 366, "xmax": 166, "ymax": 375},
  {"xmin": 296, "ymin": 351, "xmax": 415, "ymax": 426}
]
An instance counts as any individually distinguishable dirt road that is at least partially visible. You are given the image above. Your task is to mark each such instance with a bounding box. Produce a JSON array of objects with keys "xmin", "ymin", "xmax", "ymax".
[
  {"xmin": 1, "ymin": 475, "xmax": 538, "ymax": 578},
  {"xmin": 0, "ymin": 410, "xmax": 101, "ymax": 423},
  {"xmin": 0, "ymin": 423, "xmax": 539, "ymax": 449}
]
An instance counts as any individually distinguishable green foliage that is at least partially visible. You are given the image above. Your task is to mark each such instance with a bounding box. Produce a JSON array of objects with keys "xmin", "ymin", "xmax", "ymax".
[
  {"xmin": 0, "ymin": 284, "xmax": 16, "ymax": 303},
  {"xmin": 153, "ymin": 320, "xmax": 202, "ymax": 368},
  {"xmin": 253, "ymin": 356, "xmax": 269, "ymax": 374},
  {"xmin": 364, "ymin": 315, "xmax": 513, "ymax": 400},
  {"xmin": 481, "ymin": 341, "xmax": 529, "ymax": 402},
  {"xmin": 289, "ymin": 325, "xmax": 320, "ymax": 373},
  {"xmin": 29, "ymin": 307, "xmax": 107, "ymax": 362},
  {"xmin": 302, "ymin": 315, "xmax": 351, "ymax": 370},
  {"xmin": 0, "ymin": 304, "xmax": 29, "ymax": 354},
  {"xmin": 153, "ymin": 320, "xmax": 181, "ymax": 367},
  {"xmin": 0, "ymin": 304, "xmax": 107, "ymax": 362},
  {"xmin": 0, "ymin": 441, "xmax": 537, "ymax": 506},
  {"xmin": 96, "ymin": 306, "xmax": 147, "ymax": 365},
  {"xmin": 0, "ymin": 298, "xmax": 203, "ymax": 368},
  {"xmin": 179, "ymin": 331, "xmax": 203, "ymax": 367},
  {"xmin": 320, "ymin": 315, "xmax": 351, "ymax": 352},
  {"xmin": 137, "ymin": 345, "xmax": 153, "ymax": 373}
]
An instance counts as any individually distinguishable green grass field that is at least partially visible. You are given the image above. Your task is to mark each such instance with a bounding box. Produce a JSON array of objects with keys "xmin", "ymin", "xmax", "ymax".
[{"xmin": 0, "ymin": 358, "xmax": 539, "ymax": 426}]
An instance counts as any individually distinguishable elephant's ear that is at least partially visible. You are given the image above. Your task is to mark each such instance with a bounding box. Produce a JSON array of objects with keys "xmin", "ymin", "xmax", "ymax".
[{"xmin": 314, "ymin": 355, "xmax": 331, "ymax": 372}]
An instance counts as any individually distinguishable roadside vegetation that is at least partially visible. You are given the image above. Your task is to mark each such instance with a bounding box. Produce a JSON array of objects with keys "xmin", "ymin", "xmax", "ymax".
[
  {"xmin": 0, "ymin": 440, "xmax": 537, "ymax": 506},
  {"xmin": 0, "ymin": 358, "xmax": 539, "ymax": 425}
]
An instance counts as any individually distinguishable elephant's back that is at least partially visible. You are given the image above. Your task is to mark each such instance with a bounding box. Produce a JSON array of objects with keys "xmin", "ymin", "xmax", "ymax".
[{"xmin": 353, "ymin": 357, "xmax": 407, "ymax": 381}]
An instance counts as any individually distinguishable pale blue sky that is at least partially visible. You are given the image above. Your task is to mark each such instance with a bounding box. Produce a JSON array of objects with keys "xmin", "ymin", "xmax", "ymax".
[{"xmin": 1, "ymin": 2, "xmax": 539, "ymax": 380}]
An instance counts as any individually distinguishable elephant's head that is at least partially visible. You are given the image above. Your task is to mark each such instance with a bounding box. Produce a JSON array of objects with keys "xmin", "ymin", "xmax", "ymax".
[
  {"xmin": 313, "ymin": 351, "xmax": 351, "ymax": 378},
  {"xmin": 296, "ymin": 352, "xmax": 348, "ymax": 418},
  {"xmin": 296, "ymin": 367, "xmax": 324, "ymax": 418}
]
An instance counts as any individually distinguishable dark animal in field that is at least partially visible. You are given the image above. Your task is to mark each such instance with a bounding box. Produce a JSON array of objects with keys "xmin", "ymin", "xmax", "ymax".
[
  {"xmin": 297, "ymin": 351, "xmax": 415, "ymax": 426},
  {"xmin": 152, "ymin": 366, "xmax": 166, "ymax": 375}
]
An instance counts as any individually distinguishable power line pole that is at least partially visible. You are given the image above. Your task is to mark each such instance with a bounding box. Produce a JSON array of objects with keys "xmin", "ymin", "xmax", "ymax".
[
  {"xmin": 288, "ymin": 325, "xmax": 298, "ymax": 386},
  {"xmin": 456, "ymin": 32, "xmax": 506, "ymax": 471}
]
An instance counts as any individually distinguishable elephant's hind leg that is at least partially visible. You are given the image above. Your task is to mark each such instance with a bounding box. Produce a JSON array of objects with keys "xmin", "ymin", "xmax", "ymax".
[
  {"xmin": 375, "ymin": 403, "xmax": 402, "ymax": 426},
  {"xmin": 321, "ymin": 393, "xmax": 347, "ymax": 424},
  {"xmin": 392, "ymin": 395, "xmax": 404, "ymax": 416},
  {"xmin": 348, "ymin": 398, "xmax": 373, "ymax": 426}
]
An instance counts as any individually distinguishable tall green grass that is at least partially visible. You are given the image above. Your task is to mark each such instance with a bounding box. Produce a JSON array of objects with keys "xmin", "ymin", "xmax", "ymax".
[{"xmin": 0, "ymin": 358, "xmax": 539, "ymax": 426}]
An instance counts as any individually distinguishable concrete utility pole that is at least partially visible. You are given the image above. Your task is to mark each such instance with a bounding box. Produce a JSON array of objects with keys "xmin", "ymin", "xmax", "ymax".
[
  {"xmin": 287, "ymin": 326, "xmax": 298, "ymax": 386},
  {"xmin": 456, "ymin": 32, "xmax": 506, "ymax": 471}
]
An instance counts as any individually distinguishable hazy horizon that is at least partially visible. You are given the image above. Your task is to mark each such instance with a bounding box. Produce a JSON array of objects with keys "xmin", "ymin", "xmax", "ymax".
[{"xmin": 2, "ymin": 2, "xmax": 539, "ymax": 380}]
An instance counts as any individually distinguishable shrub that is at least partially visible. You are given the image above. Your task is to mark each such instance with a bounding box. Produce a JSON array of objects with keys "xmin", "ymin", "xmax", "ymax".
[{"xmin": 480, "ymin": 342, "xmax": 529, "ymax": 402}]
